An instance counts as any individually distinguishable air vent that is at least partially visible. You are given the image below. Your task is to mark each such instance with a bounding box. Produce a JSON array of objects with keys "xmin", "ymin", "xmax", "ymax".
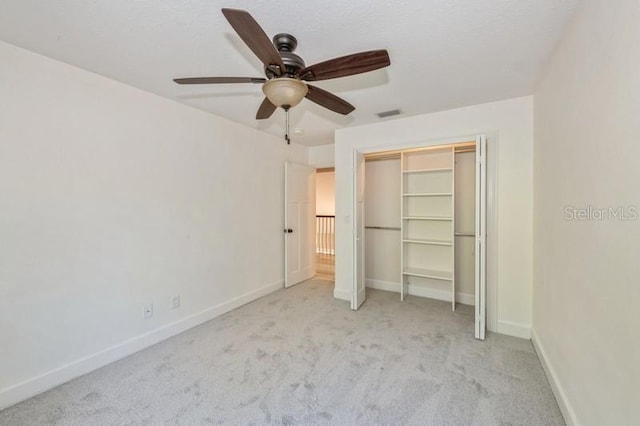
[{"xmin": 376, "ymin": 109, "xmax": 402, "ymax": 118}]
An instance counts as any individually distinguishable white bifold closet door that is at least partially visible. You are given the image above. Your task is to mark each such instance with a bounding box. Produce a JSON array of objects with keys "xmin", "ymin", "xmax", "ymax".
[
  {"xmin": 475, "ymin": 135, "xmax": 487, "ymax": 340},
  {"xmin": 352, "ymin": 151, "xmax": 366, "ymax": 309}
]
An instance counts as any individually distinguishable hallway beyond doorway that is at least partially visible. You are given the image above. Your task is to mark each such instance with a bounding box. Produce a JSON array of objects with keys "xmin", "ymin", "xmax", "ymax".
[{"xmin": 316, "ymin": 252, "xmax": 335, "ymax": 281}]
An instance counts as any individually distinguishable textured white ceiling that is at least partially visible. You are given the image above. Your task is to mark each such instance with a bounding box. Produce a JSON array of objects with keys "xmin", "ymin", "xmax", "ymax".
[{"xmin": 0, "ymin": 0, "xmax": 579, "ymax": 146}]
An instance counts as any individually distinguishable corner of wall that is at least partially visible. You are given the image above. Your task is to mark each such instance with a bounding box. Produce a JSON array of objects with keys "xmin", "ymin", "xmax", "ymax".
[
  {"xmin": 496, "ymin": 321, "xmax": 531, "ymax": 340},
  {"xmin": 531, "ymin": 328, "xmax": 578, "ymax": 426}
]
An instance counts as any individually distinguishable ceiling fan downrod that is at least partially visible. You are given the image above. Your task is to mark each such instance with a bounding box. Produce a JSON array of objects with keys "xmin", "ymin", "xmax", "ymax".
[{"xmin": 284, "ymin": 106, "xmax": 291, "ymax": 145}]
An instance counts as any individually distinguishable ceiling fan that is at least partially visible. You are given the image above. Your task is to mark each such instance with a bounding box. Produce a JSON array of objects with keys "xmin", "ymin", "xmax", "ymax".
[{"xmin": 173, "ymin": 8, "xmax": 391, "ymax": 120}]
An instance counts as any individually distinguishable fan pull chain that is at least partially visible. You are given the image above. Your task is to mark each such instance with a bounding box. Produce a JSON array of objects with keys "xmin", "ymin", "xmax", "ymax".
[{"xmin": 285, "ymin": 107, "xmax": 291, "ymax": 145}]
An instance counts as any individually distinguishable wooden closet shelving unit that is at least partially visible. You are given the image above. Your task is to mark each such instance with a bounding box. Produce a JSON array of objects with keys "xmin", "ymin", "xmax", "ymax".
[{"xmin": 400, "ymin": 147, "xmax": 456, "ymax": 310}]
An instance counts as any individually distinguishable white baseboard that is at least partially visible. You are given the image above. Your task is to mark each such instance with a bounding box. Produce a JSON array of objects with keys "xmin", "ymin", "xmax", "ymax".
[
  {"xmin": 455, "ymin": 292, "xmax": 475, "ymax": 306},
  {"xmin": 366, "ymin": 280, "xmax": 529, "ymax": 339},
  {"xmin": 0, "ymin": 280, "xmax": 283, "ymax": 411},
  {"xmin": 365, "ymin": 278, "xmax": 397, "ymax": 293},
  {"xmin": 366, "ymin": 279, "xmax": 475, "ymax": 306},
  {"xmin": 497, "ymin": 319, "xmax": 531, "ymax": 339},
  {"xmin": 531, "ymin": 328, "xmax": 578, "ymax": 426},
  {"xmin": 333, "ymin": 288, "xmax": 351, "ymax": 301}
]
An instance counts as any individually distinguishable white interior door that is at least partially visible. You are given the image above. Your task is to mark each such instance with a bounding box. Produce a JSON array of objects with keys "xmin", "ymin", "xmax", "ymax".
[
  {"xmin": 475, "ymin": 135, "xmax": 487, "ymax": 340},
  {"xmin": 285, "ymin": 162, "xmax": 316, "ymax": 287},
  {"xmin": 352, "ymin": 151, "xmax": 366, "ymax": 309}
]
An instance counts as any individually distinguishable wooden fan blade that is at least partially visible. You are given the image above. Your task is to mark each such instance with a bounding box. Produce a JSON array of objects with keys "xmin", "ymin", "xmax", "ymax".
[
  {"xmin": 299, "ymin": 50, "xmax": 390, "ymax": 81},
  {"xmin": 173, "ymin": 77, "xmax": 266, "ymax": 84},
  {"xmin": 221, "ymin": 8, "xmax": 285, "ymax": 75},
  {"xmin": 305, "ymin": 85, "xmax": 355, "ymax": 115},
  {"xmin": 256, "ymin": 97, "xmax": 277, "ymax": 120}
]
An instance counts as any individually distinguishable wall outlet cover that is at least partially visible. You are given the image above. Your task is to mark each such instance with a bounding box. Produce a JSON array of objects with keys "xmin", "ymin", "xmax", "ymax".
[
  {"xmin": 143, "ymin": 303, "xmax": 153, "ymax": 319},
  {"xmin": 171, "ymin": 295, "xmax": 180, "ymax": 309}
]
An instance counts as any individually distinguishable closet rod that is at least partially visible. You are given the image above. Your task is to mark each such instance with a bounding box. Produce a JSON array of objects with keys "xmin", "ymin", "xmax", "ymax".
[
  {"xmin": 455, "ymin": 232, "xmax": 475, "ymax": 237},
  {"xmin": 365, "ymin": 226, "xmax": 401, "ymax": 231}
]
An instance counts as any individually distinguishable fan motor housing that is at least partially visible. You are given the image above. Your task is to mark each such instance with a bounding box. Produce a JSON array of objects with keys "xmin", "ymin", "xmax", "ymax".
[{"xmin": 266, "ymin": 33, "xmax": 306, "ymax": 78}]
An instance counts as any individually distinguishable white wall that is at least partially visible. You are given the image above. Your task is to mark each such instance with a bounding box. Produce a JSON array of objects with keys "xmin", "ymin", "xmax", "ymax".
[
  {"xmin": 335, "ymin": 97, "xmax": 534, "ymax": 337},
  {"xmin": 315, "ymin": 171, "xmax": 335, "ymax": 216},
  {"xmin": 308, "ymin": 144, "xmax": 335, "ymax": 168},
  {"xmin": 0, "ymin": 41, "xmax": 307, "ymax": 409},
  {"xmin": 533, "ymin": 2, "xmax": 640, "ymax": 424}
]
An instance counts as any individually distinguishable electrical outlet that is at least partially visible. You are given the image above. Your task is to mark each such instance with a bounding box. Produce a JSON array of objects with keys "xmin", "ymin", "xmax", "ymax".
[
  {"xmin": 171, "ymin": 295, "xmax": 180, "ymax": 310},
  {"xmin": 143, "ymin": 303, "xmax": 153, "ymax": 319}
]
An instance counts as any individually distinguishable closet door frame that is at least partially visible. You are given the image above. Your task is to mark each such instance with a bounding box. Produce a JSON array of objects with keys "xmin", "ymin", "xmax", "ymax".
[{"xmin": 352, "ymin": 134, "xmax": 494, "ymax": 338}]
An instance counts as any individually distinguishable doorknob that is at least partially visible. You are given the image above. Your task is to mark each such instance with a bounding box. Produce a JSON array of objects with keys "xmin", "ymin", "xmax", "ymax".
[{"xmin": 284, "ymin": 228, "xmax": 293, "ymax": 233}]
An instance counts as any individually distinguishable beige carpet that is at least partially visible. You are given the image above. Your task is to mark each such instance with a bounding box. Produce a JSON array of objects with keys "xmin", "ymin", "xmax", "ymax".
[{"xmin": 0, "ymin": 279, "xmax": 564, "ymax": 425}]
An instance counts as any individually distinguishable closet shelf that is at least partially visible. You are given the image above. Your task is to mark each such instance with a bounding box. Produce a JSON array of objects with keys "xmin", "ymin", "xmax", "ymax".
[
  {"xmin": 403, "ymin": 267, "xmax": 453, "ymax": 281},
  {"xmin": 402, "ymin": 216, "xmax": 453, "ymax": 221},
  {"xmin": 402, "ymin": 192, "xmax": 452, "ymax": 197},
  {"xmin": 403, "ymin": 167, "xmax": 452, "ymax": 174},
  {"xmin": 403, "ymin": 238, "xmax": 452, "ymax": 246}
]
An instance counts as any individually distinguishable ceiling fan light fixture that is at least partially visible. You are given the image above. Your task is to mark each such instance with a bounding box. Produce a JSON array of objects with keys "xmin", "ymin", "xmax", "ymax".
[
  {"xmin": 174, "ymin": 9, "xmax": 391, "ymax": 121},
  {"xmin": 262, "ymin": 78, "xmax": 308, "ymax": 109}
]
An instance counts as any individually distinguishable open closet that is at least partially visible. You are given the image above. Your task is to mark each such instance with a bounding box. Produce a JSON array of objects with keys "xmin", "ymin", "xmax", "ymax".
[{"xmin": 364, "ymin": 141, "xmax": 479, "ymax": 312}]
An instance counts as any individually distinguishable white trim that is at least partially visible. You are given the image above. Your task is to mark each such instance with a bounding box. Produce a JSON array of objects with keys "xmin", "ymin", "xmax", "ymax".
[
  {"xmin": 351, "ymin": 150, "xmax": 366, "ymax": 310},
  {"xmin": 496, "ymin": 320, "xmax": 531, "ymax": 339},
  {"xmin": 357, "ymin": 133, "xmax": 480, "ymax": 155},
  {"xmin": 311, "ymin": 161, "xmax": 335, "ymax": 169},
  {"xmin": 486, "ymin": 133, "xmax": 499, "ymax": 334},
  {"xmin": 333, "ymin": 288, "xmax": 351, "ymax": 301},
  {"xmin": 531, "ymin": 328, "xmax": 578, "ymax": 426},
  {"xmin": 366, "ymin": 279, "xmax": 475, "ymax": 306},
  {"xmin": 0, "ymin": 280, "xmax": 283, "ymax": 411},
  {"xmin": 455, "ymin": 292, "xmax": 475, "ymax": 306},
  {"xmin": 474, "ymin": 134, "xmax": 487, "ymax": 340}
]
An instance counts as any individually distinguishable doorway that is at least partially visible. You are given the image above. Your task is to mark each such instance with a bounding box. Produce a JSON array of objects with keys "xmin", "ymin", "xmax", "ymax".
[{"xmin": 315, "ymin": 168, "xmax": 335, "ymax": 281}]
